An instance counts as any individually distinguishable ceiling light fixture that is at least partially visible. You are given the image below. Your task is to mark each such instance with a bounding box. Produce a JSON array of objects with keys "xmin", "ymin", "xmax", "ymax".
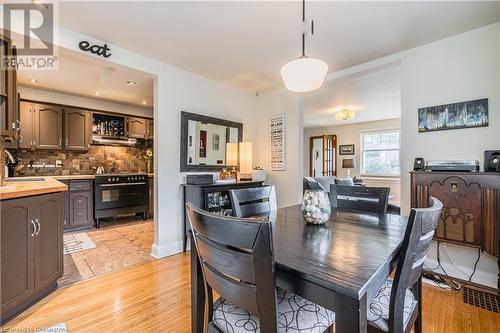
[
  {"xmin": 95, "ymin": 91, "xmax": 101, "ymax": 96},
  {"xmin": 142, "ymin": 100, "xmax": 147, "ymax": 105},
  {"xmin": 334, "ymin": 109, "xmax": 355, "ymax": 121},
  {"xmin": 28, "ymin": 78, "xmax": 39, "ymax": 83},
  {"xmin": 126, "ymin": 80, "xmax": 136, "ymax": 86},
  {"xmin": 280, "ymin": 0, "xmax": 328, "ymax": 93}
]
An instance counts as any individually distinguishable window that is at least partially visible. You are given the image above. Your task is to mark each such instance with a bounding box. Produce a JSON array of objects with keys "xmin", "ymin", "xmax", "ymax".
[{"xmin": 360, "ymin": 130, "xmax": 400, "ymax": 176}]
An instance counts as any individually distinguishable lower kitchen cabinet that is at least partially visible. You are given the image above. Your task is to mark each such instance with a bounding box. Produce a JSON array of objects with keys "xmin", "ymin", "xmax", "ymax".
[
  {"xmin": 64, "ymin": 180, "xmax": 94, "ymax": 231},
  {"xmin": 1, "ymin": 192, "xmax": 64, "ymax": 324}
]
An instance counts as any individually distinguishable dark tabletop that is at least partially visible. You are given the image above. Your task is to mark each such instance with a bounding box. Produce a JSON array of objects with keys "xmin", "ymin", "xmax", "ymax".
[{"xmin": 271, "ymin": 205, "xmax": 407, "ymax": 300}]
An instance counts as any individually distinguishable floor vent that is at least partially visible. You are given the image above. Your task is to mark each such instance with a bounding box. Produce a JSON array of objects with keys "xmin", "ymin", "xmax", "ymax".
[{"xmin": 462, "ymin": 287, "xmax": 499, "ymax": 313}]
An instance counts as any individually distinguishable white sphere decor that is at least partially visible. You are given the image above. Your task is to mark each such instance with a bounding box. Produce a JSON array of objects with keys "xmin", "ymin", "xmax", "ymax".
[{"xmin": 301, "ymin": 189, "xmax": 331, "ymax": 225}]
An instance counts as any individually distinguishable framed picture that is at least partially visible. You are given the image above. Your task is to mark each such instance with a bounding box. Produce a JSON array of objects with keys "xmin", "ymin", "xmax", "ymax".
[
  {"xmin": 418, "ymin": 98, "xmax": 488, "ymax": 133},
  {"xmin": 339, "ymin": 144, "xmax": 354, "ymax": 155},
  {"xmin": 271, "ymin": 114, "xmax": 286, "ymax": 171}
]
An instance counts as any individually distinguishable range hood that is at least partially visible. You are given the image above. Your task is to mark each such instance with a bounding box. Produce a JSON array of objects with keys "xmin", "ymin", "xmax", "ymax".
[{"xmin": 92, "ymin": 135, "xmax": 137, "ymax": 147}]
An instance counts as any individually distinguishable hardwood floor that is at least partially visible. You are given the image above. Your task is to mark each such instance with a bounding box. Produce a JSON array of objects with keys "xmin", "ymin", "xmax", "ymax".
[{"xmin": 3, "ymin": 252, "xmax": 499, "ymax": 332}]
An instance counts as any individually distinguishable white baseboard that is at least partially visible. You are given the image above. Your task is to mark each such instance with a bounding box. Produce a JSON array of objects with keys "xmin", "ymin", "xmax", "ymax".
[{"xmin": 150, "ymin": 241, "xmax": 184, "ymax": 259}]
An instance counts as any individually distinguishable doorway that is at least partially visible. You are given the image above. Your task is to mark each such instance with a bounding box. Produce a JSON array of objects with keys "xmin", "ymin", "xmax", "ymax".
[{"xmin": 309, "ymin": 135, "xmax": 336, "ymax": 177}]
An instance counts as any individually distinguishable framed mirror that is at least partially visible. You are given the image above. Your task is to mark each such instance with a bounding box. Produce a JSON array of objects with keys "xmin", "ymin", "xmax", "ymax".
[{"xmin": 180, "ymin": 111, "xmax": 243, "ymax": 172}]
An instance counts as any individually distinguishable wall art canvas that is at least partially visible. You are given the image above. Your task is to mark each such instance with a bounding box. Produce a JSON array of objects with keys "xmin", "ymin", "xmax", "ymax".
[
  {"xmin": 418, "ymin": 98, "xmax": 488, "ymax": 133},
  {"xmin": 339, "ymin": 144, "xmax": 355, "ymax": 155},
  {"xmin": 271, "ymin": 114, "xmax": 286, "ymax": 171}
]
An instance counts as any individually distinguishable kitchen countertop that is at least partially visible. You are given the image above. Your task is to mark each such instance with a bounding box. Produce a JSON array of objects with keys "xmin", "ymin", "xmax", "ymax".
[
  {"xmin": 0, "ymin": 177, "xmax": 68, "ymax": 200},
  {"xmin": 52, "ymin": 175, "xmax": 96, "ymax": 180}
]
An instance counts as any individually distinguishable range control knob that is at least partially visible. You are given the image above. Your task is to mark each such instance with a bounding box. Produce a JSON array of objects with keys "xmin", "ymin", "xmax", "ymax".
[{"xmin": 108, "ymin": 178, "xmax": 111, "ymax": 182}]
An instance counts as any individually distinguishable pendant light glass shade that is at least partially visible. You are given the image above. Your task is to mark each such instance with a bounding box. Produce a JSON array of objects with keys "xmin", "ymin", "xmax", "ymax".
[{"xmin": 280, "ymin": 57, "xmax": 328, "ymax": 93}]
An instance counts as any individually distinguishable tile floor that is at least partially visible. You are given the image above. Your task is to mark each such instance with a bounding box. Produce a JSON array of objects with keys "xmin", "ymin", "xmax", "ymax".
[{"xmin": 58, "ymin": 218, "xmax": 154, "ymax": 287}]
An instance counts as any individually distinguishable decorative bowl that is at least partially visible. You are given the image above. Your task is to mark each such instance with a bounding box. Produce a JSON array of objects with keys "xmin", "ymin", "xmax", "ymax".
[{"xmin": 301, "ymin": 189, "xmax": 331, "ymax": 225}]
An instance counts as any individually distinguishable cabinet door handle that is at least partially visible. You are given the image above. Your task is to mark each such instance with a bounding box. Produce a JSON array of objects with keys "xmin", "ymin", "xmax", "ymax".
[
  {"xmin": 30, "ymin": 220, "xmax": 36, "ymax": 237},
  {"xmin": 66, "ymin": 138, "xmax": 69, "ymax": 146},
  {"xmin": 35, "ymin": 219, "xmax": 41, "ymax": 235},
  {"xmin": 59, "ymin": 138, "xmax": 62, "ymax": 146},
  {"xmin": 77, "ymin": 200, "xmax": 83, "ymax": 203},
  {"xmin": 77, "ymin": 212, "xmax": 83, "ymax": 215}
]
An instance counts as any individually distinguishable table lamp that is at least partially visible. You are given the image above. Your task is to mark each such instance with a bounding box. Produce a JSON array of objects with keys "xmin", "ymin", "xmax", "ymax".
[
  {"xmin": 239, "ymin": 142, "xmax": 253, "ymax": 181},
  {"xmin": 226, "ymin": 142, "xmax": 238, "ymax": 180},
  {"xmin": 342, "ymin": 158, "xmax": 355, "ymax": 178}
]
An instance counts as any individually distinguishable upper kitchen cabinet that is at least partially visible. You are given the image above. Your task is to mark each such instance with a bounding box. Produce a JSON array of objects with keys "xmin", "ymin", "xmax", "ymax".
[
  {"xmin": 18, "ymin": 102, "xmax": 35, "ymax": 150},
  {"xmin": 0, "ymin": 34, "xmax": 19, "ymax": 140},
  {"xmin": 64, "ymin": 108, "xmax": 91, "ymax": 150},
  {"xmin": 34, "ymin": 103, "xmax": 63, "ymax": 150},
  {"xmin": 18, "ymin": 101, "xmax": 63, "ymax": 150},
  {"xmin": 147, "ymin": 119, "xmax": 154, "ymax": 139},
  {"xmin": 127, "ymin": 116, "xmax": 148, "ymax": 139}
]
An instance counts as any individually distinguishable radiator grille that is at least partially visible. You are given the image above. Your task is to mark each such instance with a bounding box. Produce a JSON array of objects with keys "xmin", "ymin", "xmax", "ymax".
[{"xmin": 463, "ymin": 287, "xmax": 499, "ymax": 313}]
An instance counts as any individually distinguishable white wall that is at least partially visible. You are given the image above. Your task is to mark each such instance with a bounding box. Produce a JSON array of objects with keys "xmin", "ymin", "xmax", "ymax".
[
  {"xmin": 17, "ymin": 86, "xmax": 153, "ymax": 118},
  {"xmin": 255, "ymin": 89, "xmax": 303, "ymax": 208},
  {"xmin": 399, "ymin": 23, "xmax": 500, "ymax": 289}
]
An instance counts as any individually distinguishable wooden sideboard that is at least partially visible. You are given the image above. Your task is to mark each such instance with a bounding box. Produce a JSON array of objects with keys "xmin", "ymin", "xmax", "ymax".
[
  {"xmin": 182, "ymin": 181, "xmax": 265, "ymax": 251},
  {"xmin": 410, "ymin": 171, "xmax": 500, "ymax": 288}
]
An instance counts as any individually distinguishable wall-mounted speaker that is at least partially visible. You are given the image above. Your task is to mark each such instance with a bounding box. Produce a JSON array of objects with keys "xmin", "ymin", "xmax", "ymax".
[
  {"xmin": 414, "ymin": 157, "xmax": 425, "ymax": 171},
  {"xmin": 484, "ymin": 150, "xmax": 500, "ymax": 172}
]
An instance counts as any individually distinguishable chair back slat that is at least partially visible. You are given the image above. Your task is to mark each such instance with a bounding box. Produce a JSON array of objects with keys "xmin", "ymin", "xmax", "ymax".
[
  {"xmin": 186, "ymin": 203, "xmax": 277, "ymax": 331},
  {"xmin": 231, "ymin": 185, "xmax": 277, "ymax": 218},
  {"xmin": 389, "ymin": 197, "xmax": 443, "ymax": 332},
  {"xmin": 196, "ymin": 235, "xmax": 255, "ymax": 283},
  {"xmin": 202, "ymin": 261, "xmax": 259, "ymax": 314},
  {"xmin": 330, "ymin": 184, "xmax": 390, "ymax": 214},
  {"xmin": 188, "ymin": 208, "xmax": 261, "ymax": 249}
]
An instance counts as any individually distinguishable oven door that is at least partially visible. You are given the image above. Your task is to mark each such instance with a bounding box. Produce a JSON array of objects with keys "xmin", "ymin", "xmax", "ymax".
[{"xmin": 95, "ymin": 182, "xmax": 148, "ymax": 210}]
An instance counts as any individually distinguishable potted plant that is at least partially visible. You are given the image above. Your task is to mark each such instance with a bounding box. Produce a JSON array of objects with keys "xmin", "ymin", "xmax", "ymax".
[{"xmin": 252, "ymin": 166, "xmax": 266, "ymax": 182}]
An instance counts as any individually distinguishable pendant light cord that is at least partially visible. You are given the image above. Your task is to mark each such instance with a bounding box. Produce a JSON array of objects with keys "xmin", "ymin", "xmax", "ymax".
[{"xmin": 302, "ymin": 0, "xmax": 306, "ymax": 57}]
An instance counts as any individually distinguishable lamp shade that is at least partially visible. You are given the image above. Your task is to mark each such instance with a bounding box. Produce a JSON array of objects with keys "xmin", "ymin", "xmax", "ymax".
[
  {"xmin": 226, "ymin": 142, "xmax": 238, "ymax": 167},
  {"xmin": 342, "ymin": 158, "xmax": 355, "ymax": 169},
  {"xmin": 239, "ymin": 142, "xmax": 253, "ymax": 175},
  {"xmin": 280, "ymin": 57, "xmax": 328, "ymax": 93}
]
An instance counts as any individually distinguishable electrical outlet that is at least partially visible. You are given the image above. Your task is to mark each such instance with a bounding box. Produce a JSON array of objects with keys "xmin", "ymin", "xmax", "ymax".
[{"xmin": 56, "ymin": 160, "xmax": 63, "ymax": 167}]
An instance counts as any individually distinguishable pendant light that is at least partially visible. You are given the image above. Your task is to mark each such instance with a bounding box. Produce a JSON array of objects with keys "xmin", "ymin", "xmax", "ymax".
[{"xmin": 280, "ymin": 0, "xmax": 328, "ymax": 93}]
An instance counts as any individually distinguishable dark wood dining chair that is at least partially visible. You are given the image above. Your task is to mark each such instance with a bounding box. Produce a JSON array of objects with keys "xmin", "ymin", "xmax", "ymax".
[
  {"xmin": 366, "ymin": 197, "xmax": 443, "ymax": 333},
  {"xmin": 186, "ymin": 203, "xmax": 335, "ymax": 333},
  {"xmin": 230, "ymin": 185, "xmax": 277, "ymax": 218},
  {"xmin": 330, "ymin": 184, "xmax": 390, "ymax": 214}
]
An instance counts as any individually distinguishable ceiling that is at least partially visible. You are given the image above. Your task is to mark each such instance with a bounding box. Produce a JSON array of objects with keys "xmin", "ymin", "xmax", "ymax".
[
  {"xmin": 58, "ymin": 1, "xmax": 500, "ymax": 92},
  {"xmin": 303, "ymin": 65, "xmax": 401, "ymax": 128},
  {"xmin": 17, "ymin": 42, "xmax": 154, "ymax": 108}
]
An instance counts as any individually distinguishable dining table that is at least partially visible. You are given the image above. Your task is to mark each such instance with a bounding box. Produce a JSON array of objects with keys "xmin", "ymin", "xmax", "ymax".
[{"xmin": 190, "ymin": 205, "xmax": 408, "ymax": 333}]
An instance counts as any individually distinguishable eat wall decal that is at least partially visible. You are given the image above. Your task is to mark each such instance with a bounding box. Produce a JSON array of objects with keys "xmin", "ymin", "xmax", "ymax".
[{"xmin": 78, "ymin": 40, "xmax": 112, "ymax": 58}]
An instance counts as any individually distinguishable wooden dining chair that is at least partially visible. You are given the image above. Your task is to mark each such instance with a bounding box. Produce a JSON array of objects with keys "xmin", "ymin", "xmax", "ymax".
[
  {"xmin": 230, "ymin": 185, "xmax": 277, "ymax": 218},
  {"xmin": 366, "ymin": 197, "xmax": 443, "ymax": 333},
  {"xmin": 330, "ymin": 184, "xmax": 390, "ymax": 214},
  {"xmin": 186, "ymin": 203, "xmax": 335, "ymax": 333}
]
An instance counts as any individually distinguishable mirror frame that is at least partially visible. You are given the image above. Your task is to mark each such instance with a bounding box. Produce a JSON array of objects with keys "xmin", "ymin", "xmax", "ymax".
[{"xmin": 180, "ymin": 111, "xmax": 243, "ymax": 172}]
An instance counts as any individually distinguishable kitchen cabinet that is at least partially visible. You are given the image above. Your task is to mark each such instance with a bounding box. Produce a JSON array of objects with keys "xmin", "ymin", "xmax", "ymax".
[
  {"xmin": 147, "ymin": 179, "xmax": 154, "ymax": 219},
  {"xmin": 127, "ymin": 116, "xmax": 148, "ymax": 139},
  {"xmin": 18, "ymin": 101, "xmax": 34, "ymax": 149},
  {"xmin": 147, "ymin": 118, "xmax": 154, "ymax": 139},
  {"xmin": 1, "ymin": 192, "xmax": 63, "ymax": 324},
  {"xmin": 64, "ymin": 180, "xmax": 93, "ymax": 231},
  {"xmin": 34, "ymin": 104, "xmax": 63, "ymax": 149},
  {"xmin": 18, "ymin": 101, "xmax": 63, "ymax": 150},
  {"xmin": 64, "ymin": 107, "xmax": 91, "ymax": 150},
  {"xmin": 1, "ymin": 34, "xmax": 19, "ymax": 140}
]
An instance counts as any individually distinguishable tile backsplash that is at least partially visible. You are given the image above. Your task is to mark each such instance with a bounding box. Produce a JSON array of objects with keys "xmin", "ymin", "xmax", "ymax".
[{"xmin": 13, "ymin": 145, "xmax": 153, "ymax": 176}]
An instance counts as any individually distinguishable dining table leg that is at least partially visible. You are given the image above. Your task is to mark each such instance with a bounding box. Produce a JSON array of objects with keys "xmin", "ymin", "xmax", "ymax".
[
  {"xmin": 190, "ymin": 232, "xmax": 205, "ymax": 333},
  {"xmin": 335, "ymin": 293, "xmax": 368, "ymax": 333}
]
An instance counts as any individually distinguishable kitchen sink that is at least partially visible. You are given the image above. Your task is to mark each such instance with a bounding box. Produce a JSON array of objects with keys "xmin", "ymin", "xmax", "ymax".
[{"xmin": 5, "ymin": 177, "xmax": 46, "ymax": 182}]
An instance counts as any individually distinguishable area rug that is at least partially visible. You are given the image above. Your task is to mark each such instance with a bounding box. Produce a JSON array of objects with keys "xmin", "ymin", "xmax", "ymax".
[{"xmin": 63, "ymin": 233, "xmax": 97, "ymax": 254}]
